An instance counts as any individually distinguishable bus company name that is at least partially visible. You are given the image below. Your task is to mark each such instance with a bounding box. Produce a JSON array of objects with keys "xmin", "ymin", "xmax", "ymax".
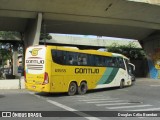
[
  {"xmin": 26, "ymin": 60, "xmax": 44, "ymax": 64},
  {"xmin": 75, "ymin": 68, "xmax": 99, "ymax": 74}
]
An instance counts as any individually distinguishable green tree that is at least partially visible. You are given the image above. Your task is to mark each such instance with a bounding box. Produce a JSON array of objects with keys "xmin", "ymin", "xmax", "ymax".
[
  {"xmin": 0, "ymin": 42, "xmax": 23, "ymax": 75},
  {"xmin": 0, "ymin": 43, "xmax": 13, "ymax": 67},
  {"xmin": 107, "ymin": 42, "xmax": 146, "ymax": 60},
  {"xmin": 0, "ymin": 31, "xmax": 20, "ymax": 40},
  {"xmin": 40, "ymin": 33, "xmax": 52, "ymax": 41}
]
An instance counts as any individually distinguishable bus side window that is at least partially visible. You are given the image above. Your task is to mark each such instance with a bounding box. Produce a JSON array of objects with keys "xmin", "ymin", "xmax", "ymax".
[
  {"xmin": 95, "ymin": 56, "xmax": 99, "ymax": 66},
  {"xmin": 117, "ymin": 57, "xmax": 125, "ymax": 69},
  {"xmin": 111, "ymin": 57, "xmax": 118, "ymax": 67},
  {"xmin": 104, "ymin": 57, "xmax": 115, "ymax": 67},
  {"xmin": 88, "ymin": 55, "xmax": 95, "ymax": 66},
  {"xmin": 52, "ymin": 50, "xmax": 66, "ymax": 65},
  {"xmin": 67, "ymin": 52, "xmax": 78, "ymax": 65},
  {"xmin": 77, "ymin": 54, "xmax": 88, "ymax": 66},
  {"xmin": 68, "ymin": 56, "xmax": 73, "ymax": 65},
  {"xmin": 98, "ymin": 57, "xmax": 104, "ymax": 66},
  {"xmin": 78, "ymin": 54, "xmax": 83, "ymax": 65},
  {"xmin": 52, "ymin": 50, "xmax": 58, "ymax": 63},
  {"xmin": 82, "ymin": 56, "xmax": 87, "ymax": 65}
]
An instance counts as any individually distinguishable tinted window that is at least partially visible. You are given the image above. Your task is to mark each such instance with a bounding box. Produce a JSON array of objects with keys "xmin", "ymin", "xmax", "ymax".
[
  {"xmin": 52, "ymin": 50, "xmax": 66, "ymax": 64},
  {"xmin": 117, "ymin": 57, "xmax": 125, "ymax": 69},
  {"xmin": 51, "ymin": 49, "xmax": 124, "ymax": 68}
]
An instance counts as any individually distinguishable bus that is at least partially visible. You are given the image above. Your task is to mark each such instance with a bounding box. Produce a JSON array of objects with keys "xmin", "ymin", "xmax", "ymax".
[{"xmin": 25, "ymin": 45, "xmax": 135, "ymax": 95}]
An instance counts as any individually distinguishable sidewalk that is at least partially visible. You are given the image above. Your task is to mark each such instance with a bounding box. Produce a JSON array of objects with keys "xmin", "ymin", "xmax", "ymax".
[
  {"xmin": 137, "ymin": 77, "xmax": 160, "ymax": 81},
  {"xmin": 0, "ymin": 77, "xmax": 159, "ymax": 89}
]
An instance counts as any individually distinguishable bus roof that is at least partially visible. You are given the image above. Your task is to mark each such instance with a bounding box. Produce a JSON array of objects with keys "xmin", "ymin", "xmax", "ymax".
[{"xmin": 30, "ymin": 45, "xmax": 129, "ymax": 59}]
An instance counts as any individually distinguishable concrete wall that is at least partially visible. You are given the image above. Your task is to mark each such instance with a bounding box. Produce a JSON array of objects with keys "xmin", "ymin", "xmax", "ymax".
[
  {"xmin": 143, "ymin": 35, "xmax": 160, "ymax": 56},
  {"xmin": 142, "ymin": 34, "xmax": 160, "ymax": 79},
  {"xmin": 0, "ymin": 78, "xmax": 25, "ymax": 89},
  {"xmin": 24, "ymin": 13, "xmax": 42, "ymax": 48},
  {"xmin": 131, "ymin": 59, "xmax": 149, "ymax": 77},
  {"xmin": 42, "ymin": 34, "xmax": 141, "ymax": 48}
]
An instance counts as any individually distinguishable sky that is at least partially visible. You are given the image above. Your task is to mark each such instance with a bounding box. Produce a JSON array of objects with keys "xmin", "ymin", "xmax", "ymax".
[{"xmin": 51, "ymin": 33, "xmax": 137, "ymax": 41}]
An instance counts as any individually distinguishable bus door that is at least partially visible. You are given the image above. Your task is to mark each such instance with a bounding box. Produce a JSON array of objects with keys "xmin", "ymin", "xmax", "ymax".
[
  {"xmin": 124, "ymin": 59, "xmax": 135, "ymax": 83},
  {"xmin": 116, "ymin": 57, "xmax": 128, "ymax": 79},
  {"xmin": 128, "ymin": 63, "xmax": 136, "ymax": 82}
]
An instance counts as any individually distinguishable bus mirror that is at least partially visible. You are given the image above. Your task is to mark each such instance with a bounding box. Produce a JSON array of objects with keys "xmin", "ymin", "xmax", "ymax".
[{"xmin": 128, "ymin": 63, "xmax": 135, "ymax": 71}]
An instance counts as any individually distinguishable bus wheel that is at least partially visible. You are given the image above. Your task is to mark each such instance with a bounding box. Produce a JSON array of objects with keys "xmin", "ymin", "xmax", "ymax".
[
  {"xmin": 78, "ymin": 82, "xmax": 87, "ymax": 95},
  {"xmin": 68, "ymin": 82, "xmax": 77, "ymax": 96},
  {"xmin": 120, "ymin": 80, "xmax": 125, "ymax": 89}
]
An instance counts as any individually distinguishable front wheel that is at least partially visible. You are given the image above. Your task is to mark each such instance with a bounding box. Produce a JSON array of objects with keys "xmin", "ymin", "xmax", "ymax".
[
  {"xmin": 78, "ymin": 82, "xmax": 87, "ymax": 95},
  {"xmin": 68, "ymin": 82, "xmax": 77, "ymax": 96}
]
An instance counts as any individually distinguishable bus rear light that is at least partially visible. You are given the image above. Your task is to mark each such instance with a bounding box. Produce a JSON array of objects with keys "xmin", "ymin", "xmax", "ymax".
[
  {"xmin": 24, "ymin": 70, "xmax": 27, "ymax": 83},
  {"xmin": 42, "ymin": 72, "xmax": 49, "ymax": 85}
]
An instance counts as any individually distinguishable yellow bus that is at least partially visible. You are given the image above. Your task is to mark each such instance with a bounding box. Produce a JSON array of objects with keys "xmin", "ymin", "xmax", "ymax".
[{"xmin": 25, "ymin": 45, "xmax": 135, "ymax": 95}]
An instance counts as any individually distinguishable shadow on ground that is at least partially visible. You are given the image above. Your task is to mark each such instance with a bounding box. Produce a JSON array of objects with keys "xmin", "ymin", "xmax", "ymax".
[
  {"xmin": 35, "ymin": 86, "xmax": 127, "ymax": 97},
  {"xmin": 0, "ymin": 95, "xmax": 5, "ymax": 98}
]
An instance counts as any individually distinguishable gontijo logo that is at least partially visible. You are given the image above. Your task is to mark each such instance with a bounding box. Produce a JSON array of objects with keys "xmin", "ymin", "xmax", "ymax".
[{"xmin": 29, "ymin": 48, "xmax": 42, "ymax": 56}]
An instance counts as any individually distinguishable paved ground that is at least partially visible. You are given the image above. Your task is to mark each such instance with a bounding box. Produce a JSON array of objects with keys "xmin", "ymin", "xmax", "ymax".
[{"xmin": 0, "ymin": 78, "xmax": 160, "ymax": 120}]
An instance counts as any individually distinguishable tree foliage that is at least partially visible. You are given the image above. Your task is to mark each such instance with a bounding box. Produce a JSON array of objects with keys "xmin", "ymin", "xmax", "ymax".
[
  {"xmin": 0, "ymin": 31, "xmax": 20, "ymax": 40},
  {"xmin": 107, "ymin": 42, "xmax": 146, "ymax": 60},
  {"xmin": 0, "ymin": 31, "xmax": 52, "ymax": 41},
  {"xmin": 40, "ymin": 33, "xmax": 52, "ymax": 41},
  {"xmin": 0, "ymin": 43, "xmax": 12, "ymax": 67}
]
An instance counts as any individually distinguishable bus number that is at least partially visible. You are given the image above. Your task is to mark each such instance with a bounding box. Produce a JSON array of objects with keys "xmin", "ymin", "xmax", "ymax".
[{"xmin": 55, "ymin": 69, "xmax": 66, "ymax": 73}]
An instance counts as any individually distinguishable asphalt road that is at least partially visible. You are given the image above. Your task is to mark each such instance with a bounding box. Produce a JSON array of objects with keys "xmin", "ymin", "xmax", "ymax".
[{"xmin": 0, "ymin": 78, "xmax": 160, "ymax": 120}]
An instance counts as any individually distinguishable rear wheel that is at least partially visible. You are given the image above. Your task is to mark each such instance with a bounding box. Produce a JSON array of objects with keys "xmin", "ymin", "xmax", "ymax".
[
  {"xmin": 68, "ymin": 82, "xmax": 77, "ymax": 96},
  {"xmin": 78, "ymin": 82, "xmax": 87, "ymax": 95},
  {"xmin": 120, "ymin": 80, "xmax": 125, "ymax": 89}
]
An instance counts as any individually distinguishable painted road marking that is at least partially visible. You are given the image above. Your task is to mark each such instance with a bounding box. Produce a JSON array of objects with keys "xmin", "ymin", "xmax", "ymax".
[
  {"xmin": 96, "ymin": 102, "xmax": 135, "ymax": 106},
  {"xmin": 107, "ymin": 104, "xmax": 152, "ymax": 109},
  {"xmin": 78, "ymin": 98, "xmax": 118, "ymax": 102},
  {"xmin": 118, "ymin": 89, "xmax": 129, "ymax": 91},
  {"xmin": 47, "ymin": 100, "xmax": 101, "ymax": 120},
  {"xmin": 87, "ymin": 100, "xmax": 128, "ymax": 104},
  {"xmin": 75, "ymin": 95, "xmax": 105, "ymax": 97},
  {"xmin": 28, "ymin": 92, "xmax": 101, "ymax": 120},
  {"xmin": 131, "ymin": 107, "xmax": 160, "ymax": 111},
  {"xmin": 150, "ymin": 85, "xmax": 160, "ymax": 87},
  {"xmin": 72, "ymin": 95, "xmax": 108, "ymax": 99}
]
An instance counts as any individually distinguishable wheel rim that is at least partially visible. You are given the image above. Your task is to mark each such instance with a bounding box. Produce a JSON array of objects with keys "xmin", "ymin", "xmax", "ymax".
[
  {"xmin": 78, "ymin": 82, "xmax": 87, "ymax": 95},
  {"xmin": 81, "ymin": 84, "xmax": 86, "ymax": 93},
  {"xmin": 68, "ymin": 82, "xmax": 77, "ymax": 95},
  {"xmin": 70, "ymin": 86, "xmax": 76, "ymax": 93}
]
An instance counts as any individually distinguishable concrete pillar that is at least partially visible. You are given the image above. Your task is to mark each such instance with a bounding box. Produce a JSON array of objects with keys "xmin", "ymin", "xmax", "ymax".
[
  {"xmin": 24, "ymin": 13, "xmax": 42, "ymax": 48},
  {"xmin": 141, "ymin": 32, "xmax": 160, "ymax": 79},
  {"xmin": 22, "ymin": 13, "xmax": 42, "ymax": 76},
  {"xmin": 12, "ymin": 49, "xmax": 18, "ymax": 76}
]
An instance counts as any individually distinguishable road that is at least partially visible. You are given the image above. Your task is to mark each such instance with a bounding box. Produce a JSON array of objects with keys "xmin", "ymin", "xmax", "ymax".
[{"xmin": 0, "ymin": 78, "xmax": 160, "ymax": 120}]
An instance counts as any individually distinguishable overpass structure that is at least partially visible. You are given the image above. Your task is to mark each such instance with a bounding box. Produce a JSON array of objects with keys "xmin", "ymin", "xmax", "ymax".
[
  {"xmin": 40, "ymin": 34, "xmax": 141, "ymax": 49},
  {"xmin": 0, "ymin": 0, "xmax": 160, "ymax": 79}
]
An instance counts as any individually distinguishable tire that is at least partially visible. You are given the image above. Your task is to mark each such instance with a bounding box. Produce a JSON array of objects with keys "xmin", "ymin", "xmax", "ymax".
[
  {"xmin": 68, "ymin": 82, "xmax": 77, "ymax": 96},
  {"xmin": 131, "ymin": 81, "xmax": 135, "ymax": 86},
  {"xmin": 120, "ymin": 80, "xmax": 125, "ymax": 89},
  {"xmin": 78, "ymin": 82, "xmax": 87, "ymax": 95}
]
